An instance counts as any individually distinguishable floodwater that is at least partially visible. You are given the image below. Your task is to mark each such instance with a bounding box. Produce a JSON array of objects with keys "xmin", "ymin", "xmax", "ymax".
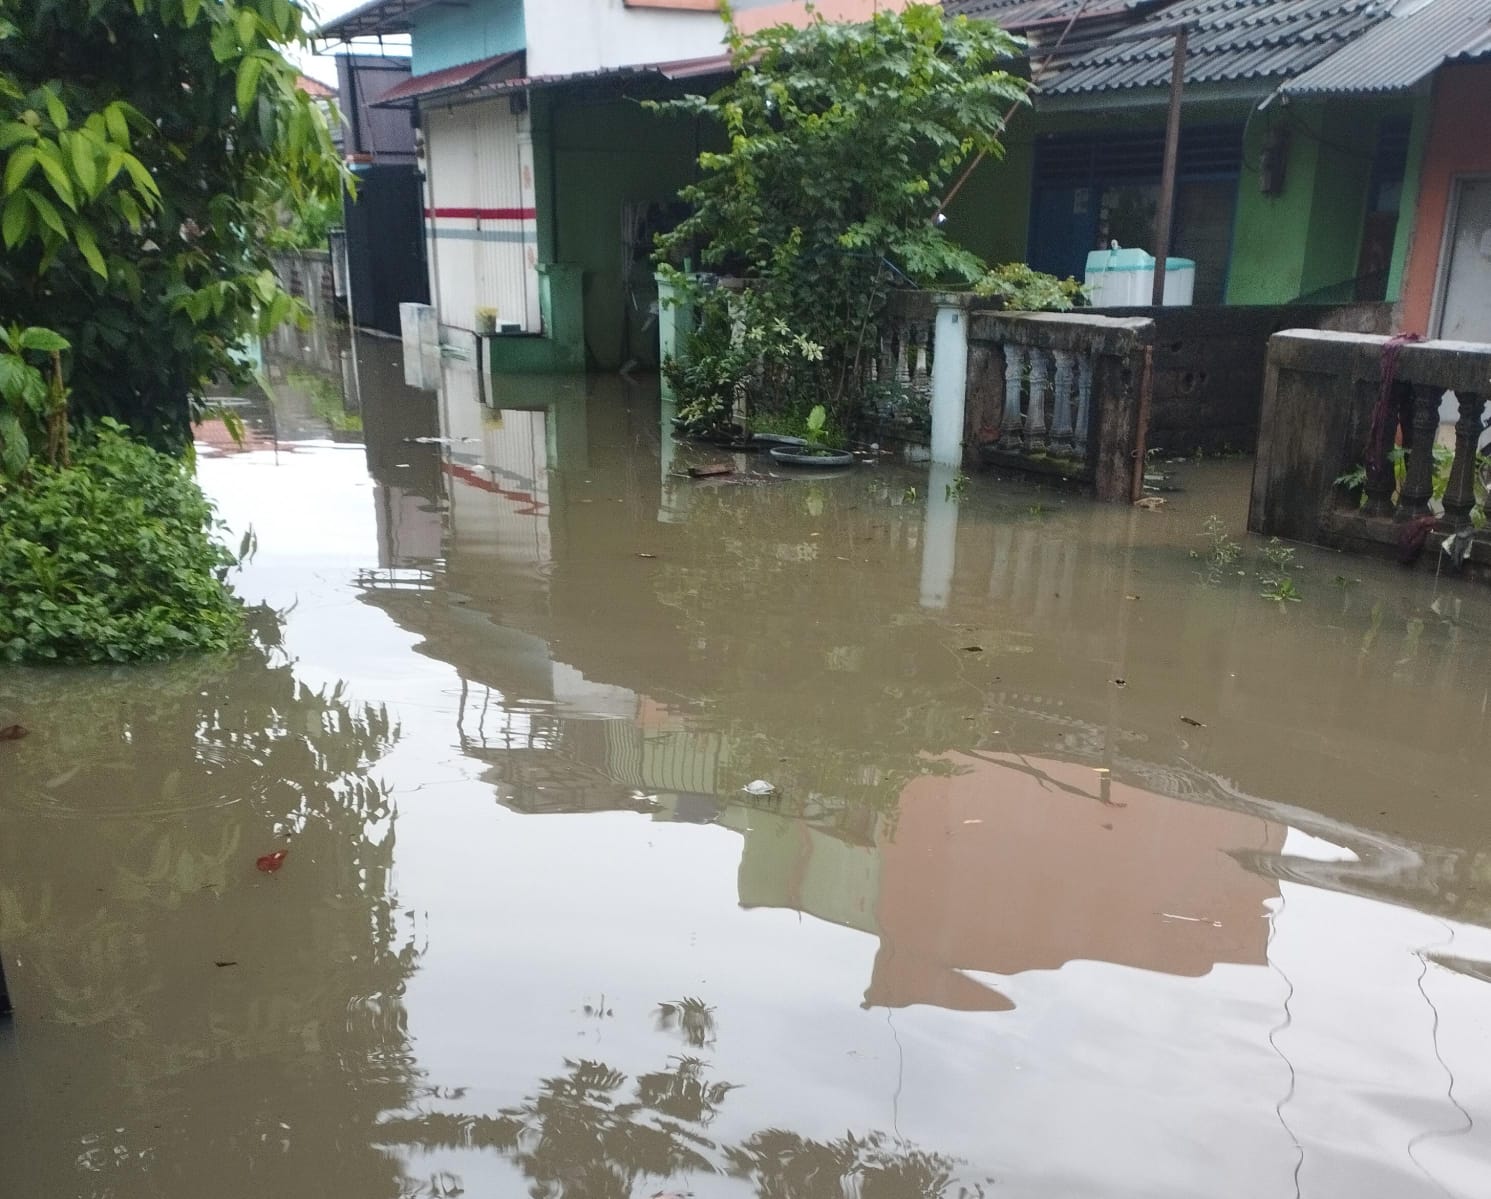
[{"xmin": 3, "ymin": 327, "xmax": 1491, "ymax": 1199}]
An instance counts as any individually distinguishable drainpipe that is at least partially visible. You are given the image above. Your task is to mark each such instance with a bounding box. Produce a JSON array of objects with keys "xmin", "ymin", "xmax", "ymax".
[{"xmin": 420, "ymin": 106, "xmax": 443, "ymax": 331}]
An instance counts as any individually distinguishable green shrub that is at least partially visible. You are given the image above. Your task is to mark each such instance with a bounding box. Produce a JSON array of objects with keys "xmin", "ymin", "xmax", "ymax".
[
  {"xmin": 0, "ymin": 420, "xmax": 244, "ymax": 663},
  {"xmin": 974, "ymin": 263, "xmax": 1087, "ymax": 312},
  {"xmin": 652, "ymin": 4, "xmax": 1026, "ymax": 430}
]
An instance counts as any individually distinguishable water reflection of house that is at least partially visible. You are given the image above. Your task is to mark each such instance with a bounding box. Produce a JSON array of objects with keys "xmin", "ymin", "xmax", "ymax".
[
  {"xmin": 714, "ymin": 752, "xmax": 1281, "ymax": 1012},
  {"xmin": 722, "ymin": 804, "xmax": 884, "ymax": 938},
  {"xmin": 865, "ymin": 752, "xmax": 1284, "ymax": 1011}
]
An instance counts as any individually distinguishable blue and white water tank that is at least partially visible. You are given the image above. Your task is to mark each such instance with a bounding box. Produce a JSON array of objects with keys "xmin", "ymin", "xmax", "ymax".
[{"xmin": 1084, "ymin": 244, "xmax": 1195, "ymax": 307}]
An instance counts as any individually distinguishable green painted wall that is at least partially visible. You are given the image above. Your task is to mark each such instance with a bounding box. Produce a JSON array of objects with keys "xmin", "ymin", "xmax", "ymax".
[
  {"xmin": 941, "ymin": 108, "xmax": 1035, "ymax": 268},
  {"xmin": 1226, "ymin": 112, "xmax": 1319, "ymax": 303},
  {"xmin": 1299, "ymin": 105, "xmax": 1376, "ymax": 299},
  {"xmin": 549, "ymin": 93, "xmax": 706, "ymax": 370},
  {"xmin": 1385, "ymin": 92, "xmax": 1432, "ymax": 301},
  {"xmin": 1228, "ymin": 96, "xmax": 1419, "ymax": 304}
]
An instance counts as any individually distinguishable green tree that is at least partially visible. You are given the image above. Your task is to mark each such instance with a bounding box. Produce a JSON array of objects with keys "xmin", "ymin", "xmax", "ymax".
[
  {"xmin": 654, "ymin": 2, "xmax": 1026, "ymax": 426},
  {"xmin": 0, "ymin": 0, "xmax": 345, "ymax": 453}
]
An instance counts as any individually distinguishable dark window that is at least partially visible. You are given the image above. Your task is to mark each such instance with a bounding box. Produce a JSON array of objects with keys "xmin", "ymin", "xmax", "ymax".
[
  {"xmin": 1355, "ymin": 115, "xmax": 1412, "ymax": 302},
  {"xmin": 1028, "ymin": 124, "xmax": 1244, "ymax": 305}
]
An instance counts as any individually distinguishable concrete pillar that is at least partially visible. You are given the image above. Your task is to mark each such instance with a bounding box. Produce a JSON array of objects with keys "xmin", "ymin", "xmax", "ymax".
[
  {"xmin": 655, "ymin": 272, "xmax": 698, "ymax": 404},
  {"xmin": 930, "ymin": 298, "xmax": 970, "ymax": 467}
]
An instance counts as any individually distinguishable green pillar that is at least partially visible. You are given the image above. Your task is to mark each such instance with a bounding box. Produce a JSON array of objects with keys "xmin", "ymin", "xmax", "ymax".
[{"xmin": 1385, "ymin": 93, "xmax": 1432, "ymax": 303}]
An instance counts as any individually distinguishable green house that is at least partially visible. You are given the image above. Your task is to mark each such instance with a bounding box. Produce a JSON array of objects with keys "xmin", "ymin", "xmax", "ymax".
[{"xmin": 943, "ymin": 0, "xmax": 1430, "ymax": 310}]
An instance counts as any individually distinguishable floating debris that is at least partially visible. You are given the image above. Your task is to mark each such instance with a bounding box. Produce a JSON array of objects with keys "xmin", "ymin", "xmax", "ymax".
[
  {"xmin": 1134, "ymin": 495, "xmax": 1167, "ymax": 510},
  {"xmin": 742, "ymin": 780, "xmax": 776, "ymax": 796},
  {"xmin": 688, "ymin": 463, "xmax": 735, "ymax": 479},
  {"xmin": 255, "ymin": 849, "xmax": 290, "ymax": 873},
  {"xmin": 0, "ymin": 724, "xmax": 28, "ymax": 741},
  {"xmin": 1179, "ymin": 716, "xmax": 1205, "ymax": 728}
]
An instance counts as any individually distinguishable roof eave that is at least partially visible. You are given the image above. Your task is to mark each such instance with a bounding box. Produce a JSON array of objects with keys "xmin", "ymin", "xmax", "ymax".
[{"xmin": 1033, "ymin": 77, "xmax": 1281, "ymax": 112}]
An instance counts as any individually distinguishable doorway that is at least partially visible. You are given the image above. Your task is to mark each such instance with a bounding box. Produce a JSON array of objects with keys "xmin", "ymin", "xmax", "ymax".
[{"xmin": 1432, "ymin": 174, "xmax": 1491, "ymax": 342}]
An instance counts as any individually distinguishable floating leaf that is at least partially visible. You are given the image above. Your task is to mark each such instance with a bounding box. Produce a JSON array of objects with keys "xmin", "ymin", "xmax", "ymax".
[{"xmin": 255, "ymin": 848, "xmax": 289, "ymax": 873}]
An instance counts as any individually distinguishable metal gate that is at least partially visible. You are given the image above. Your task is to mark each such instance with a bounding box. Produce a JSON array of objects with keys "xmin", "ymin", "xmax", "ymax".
[
  {"xmin": 341, "ymin": 164, "xmax": 430, "ymax": 335},
  {"xmin": 423, "ymin": 99, "xmax": 541, "ymax": 333}
]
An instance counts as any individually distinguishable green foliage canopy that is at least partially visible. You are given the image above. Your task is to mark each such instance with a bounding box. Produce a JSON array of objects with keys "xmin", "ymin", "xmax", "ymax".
[
  {"xmin": 654, "ymin": 3, "xmax": 1028, "ymax": 424},
  {"xmin": 0, "ymin": 0, "xmax": 345, "ymax": 452}
]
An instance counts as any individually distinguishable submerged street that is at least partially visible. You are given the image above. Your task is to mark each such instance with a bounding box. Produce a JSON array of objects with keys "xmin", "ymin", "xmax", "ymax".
[{"xmin": 2, "ymin": 332, "xmax": 1490, "ymax": 1197}]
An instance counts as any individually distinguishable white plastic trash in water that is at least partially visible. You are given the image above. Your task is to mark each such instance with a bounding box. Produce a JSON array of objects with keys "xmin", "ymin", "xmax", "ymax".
[{"xmin": 1084, "ymin": 245, "xmax": 1195, "ymax": 307}]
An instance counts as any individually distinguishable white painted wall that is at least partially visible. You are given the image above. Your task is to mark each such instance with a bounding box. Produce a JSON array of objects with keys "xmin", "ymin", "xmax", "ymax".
[{"xmin": 522, "ymin": 0, "xmax": 727, "ymax": 77}]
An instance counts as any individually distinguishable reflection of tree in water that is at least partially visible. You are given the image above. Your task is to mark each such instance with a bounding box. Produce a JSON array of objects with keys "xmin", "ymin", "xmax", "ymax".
[
  {"xmin": 655, "ymin": 995, "xmax": 717, "ymax": 1048},
  {"xmin": 379, "ymin": 1056, "xmax": 718, "ymax": 1199},
  {"xmin": 377, "ymin": 1044, "xmax": 979, "ymax": 1199},
  {"xmin": 0, "ymin": 613, "xmax": 423, "ymax": 1198},
  {"xmin": 728, "ymin": 1128, "xmax": 973, "ymax": 1199}
]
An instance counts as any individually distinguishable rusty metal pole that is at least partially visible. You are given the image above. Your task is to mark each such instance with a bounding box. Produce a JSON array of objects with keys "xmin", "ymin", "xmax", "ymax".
[
  {"xmin": 1151, "ymin": 26, "xmax": 1189, "ymax": 307},
  {"xmin": 1, "ymin": 950, "xmax": 11, "ymax": 1017}
]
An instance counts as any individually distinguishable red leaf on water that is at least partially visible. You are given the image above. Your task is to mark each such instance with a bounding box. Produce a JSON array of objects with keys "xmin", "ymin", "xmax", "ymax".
[
  {"xmin": 256, "ymin": 849, "xmax": 289, "ymax": 873},
  {"xmin": 0, "ymin": 724, "xmax": 28, "ymax": 741}
]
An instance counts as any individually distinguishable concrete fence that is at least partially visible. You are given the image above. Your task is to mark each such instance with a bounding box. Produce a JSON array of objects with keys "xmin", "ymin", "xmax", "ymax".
[
  {"xmin": 885, "ymin": 292, "xmax": 1154, "ymax": 502},
  {"xmin": 1250, "ymin": 330, "xmax": 1491, "ymax": 569}
]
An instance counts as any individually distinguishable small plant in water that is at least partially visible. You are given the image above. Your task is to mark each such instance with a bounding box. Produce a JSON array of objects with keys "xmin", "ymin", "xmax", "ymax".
[
  {"xmin": 1027, "ymin": 502, "xmax": 1046, "ymax": 517},
  {"xmin": 902, "ymin": 485, "xmax": 919, "ymax": 503},
  {"xmin": 1256, "ymin": 537, "xmax": 1304, "ymax": 603},
  {"xmin": 1191, "ymin": 514, "xmax": 1240, "ymax": 576},
  {"xmin": 945, "ymin": 472, "xmax": 970, "ymax": 502},
  {"xmin": 1261, "ymin": 577, "xmax": 1302, "ymax": 603},
  {"xmin": 1260, "ymin": 537, "xmax": 1296, "ymax": 575}
]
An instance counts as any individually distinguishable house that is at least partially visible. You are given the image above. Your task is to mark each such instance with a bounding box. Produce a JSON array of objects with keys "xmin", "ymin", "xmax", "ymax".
[
  {"xmin": 317, "ymin": 0, "xmax": 908, "ymax": 372},
  {"xmin": 943, "ymin": 0, "xmax": 1491, "ymax": 329},
  {"xmin": 334, "ymin": 54, "xmax": 431, "ymax": 334},
  {"xmin": 1277, "ymin": 0, "xmax": 1491, "ymax": 338}
]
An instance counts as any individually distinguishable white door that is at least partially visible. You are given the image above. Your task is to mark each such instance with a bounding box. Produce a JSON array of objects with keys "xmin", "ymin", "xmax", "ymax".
[
  {"xmin": 1434, "ymin": 175, "xmax": 1491, "ymax": 343},
  {"xmin": 424, "ymin": 100, "xmax": 541, "ymax": 333}
]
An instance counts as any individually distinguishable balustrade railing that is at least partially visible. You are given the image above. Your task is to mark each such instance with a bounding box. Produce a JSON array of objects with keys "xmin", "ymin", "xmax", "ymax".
[
  {"xmin": 872, "ymin": 291, "xmax": 936, "ymax": 428},
  {"xmin": 871, "ymin": 294, "xmax": 1154, "ymax": 499},
  {"xmin": 1364, "ymin": 368, "xmax": 1487, "ymax": 534},
  {"xmin": 1252, "ymin": 330, "xmax": 1491, "ymax": 563}
]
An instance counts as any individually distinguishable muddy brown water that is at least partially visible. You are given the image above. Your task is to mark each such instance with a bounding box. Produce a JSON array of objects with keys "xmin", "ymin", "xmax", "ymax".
[{"xmin": 3, "ymin": 332, "xmax": 1490, "ymax": 1198}]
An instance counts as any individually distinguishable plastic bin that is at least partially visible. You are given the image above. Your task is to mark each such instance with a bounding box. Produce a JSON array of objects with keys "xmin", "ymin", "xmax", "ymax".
[{"xmin": 1084, "ymin": 246, "xmax": 1195, "ymax": 307}]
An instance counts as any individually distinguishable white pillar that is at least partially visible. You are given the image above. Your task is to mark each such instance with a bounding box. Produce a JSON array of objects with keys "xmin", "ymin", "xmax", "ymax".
[
  {"xmin": 929, "ymin": 300, "xmax": 969, "ymax": 467},
  {"xmin": 920, "ymin": 464, "xmax": 960, "ymax": 609}
]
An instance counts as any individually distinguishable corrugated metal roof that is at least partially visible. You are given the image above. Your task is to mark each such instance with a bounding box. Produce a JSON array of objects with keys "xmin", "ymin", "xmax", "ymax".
[
  {"xmin": 317, "ymin": 0, "xmax": 437, "ymax": 40},
  {"xmin": 374, "ymin": 53, "xmax": 735, "ymax": 109},
  {"xmin": 373, "ymin": 52, "xmax": 523, "ymax": 106},
  {"xmin": 948, "ymin": 0, "xmax": 1395, "ymax": 94},
  {"xmin": 949, "ymin": 0, "xmax": 1149, "ymax": 27},
  {"xmin": 1282, "ymin": 0, "xmax": 1491, "ymax": 95}
]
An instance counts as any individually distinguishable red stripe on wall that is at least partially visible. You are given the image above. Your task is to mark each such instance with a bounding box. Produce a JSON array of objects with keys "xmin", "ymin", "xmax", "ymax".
[
  {"xmin": 424, "ymin": 206, "xmax": 536, "ymax": 220},
  {"xmin": 443, "ymin": 462, "xmax": 546, "ymax": 516}
]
